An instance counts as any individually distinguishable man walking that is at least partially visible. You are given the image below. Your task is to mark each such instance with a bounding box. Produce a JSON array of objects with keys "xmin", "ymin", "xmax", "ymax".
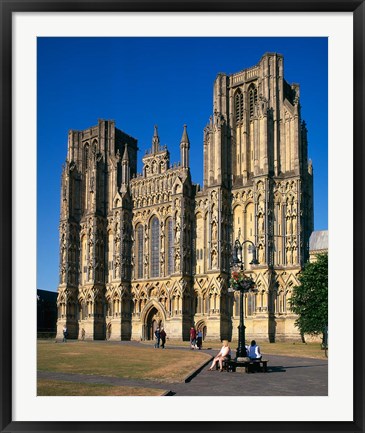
[
  {"xmin": 154, "ymin": 327, "xmax": 161, "ymax": 348},
  {"xmin": 190, "ymin": 326, "xmax": 196, "ymax": 349},
  {"xmin": 160, "ymin": 327, "xmax": 167, "ymax": 349}
]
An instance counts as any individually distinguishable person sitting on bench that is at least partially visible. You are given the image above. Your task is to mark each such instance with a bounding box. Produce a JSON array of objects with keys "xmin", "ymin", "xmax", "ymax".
[
  {"xmin": 208, "ymin": 340, "xmax": 231, "ymax": 372},
  {"xmin": 247, "ymin": 340, "xmax": 262, "ymax": 361}
]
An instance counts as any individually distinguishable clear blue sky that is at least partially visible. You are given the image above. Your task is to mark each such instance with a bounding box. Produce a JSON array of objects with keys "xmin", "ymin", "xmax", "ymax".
[{"xmin": 37, "ymin": 37, "xmax": 328, "ymax": 292}]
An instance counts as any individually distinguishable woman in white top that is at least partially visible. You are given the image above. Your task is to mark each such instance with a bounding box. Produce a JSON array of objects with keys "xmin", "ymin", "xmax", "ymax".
[{"xmin": 208, "ymin": 340, "xmax": 231, "ymax": 372}]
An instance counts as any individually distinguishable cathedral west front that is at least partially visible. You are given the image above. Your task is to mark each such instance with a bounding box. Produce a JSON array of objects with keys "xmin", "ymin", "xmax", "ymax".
[{"xmin": 56, "ymin": 53, "xmax": 313, "ymax": 342}]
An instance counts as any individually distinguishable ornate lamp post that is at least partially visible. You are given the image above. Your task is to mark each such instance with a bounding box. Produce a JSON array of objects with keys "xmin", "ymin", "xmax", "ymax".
[{"xmin": 229, "ymin": 238, "xmax": 259, "ymax": 360}]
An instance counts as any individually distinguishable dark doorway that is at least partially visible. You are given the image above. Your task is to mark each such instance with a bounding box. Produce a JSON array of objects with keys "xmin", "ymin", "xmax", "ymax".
[
  {"xmin": 202, "ymin": 325, "xmax": 207, "ymax": 340},
  {"xmin": 145, "ymin": 307, "xmax": 162, "ymax": 340}
]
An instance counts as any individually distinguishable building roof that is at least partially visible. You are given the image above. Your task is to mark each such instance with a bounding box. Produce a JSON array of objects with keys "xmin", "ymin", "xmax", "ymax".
[
  {"xmin": 309, "ymin": 230, "xmax": 328, "ymax": 252},
  {"xmin": 37, "ymin": 289, "xmax": 57, "ymax": 304}
]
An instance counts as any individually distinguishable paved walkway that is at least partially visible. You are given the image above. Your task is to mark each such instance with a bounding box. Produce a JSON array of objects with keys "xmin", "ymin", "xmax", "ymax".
[{"xmin": 38, "ymin": 341, "xmax": 328, "ymax": 396}]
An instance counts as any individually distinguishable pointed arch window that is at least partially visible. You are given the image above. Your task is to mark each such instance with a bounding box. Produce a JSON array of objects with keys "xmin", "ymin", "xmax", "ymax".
[
  {"xmin": 249, "ymin": 85, "xmax": 258, "ymax": 118},
  {"xmin": 235, "ymin": 89, "xmax": 244, "ymax": 123},
  {"xmin": 247, "ymin": 292, "xmax": 256, "ymax": 315},
  {"xmin": 151, "ymin": 216, "xmax": 160, "ymax": 278},
  {"xmin": 136, "ymin": 224, "xmax": 144, "ymax": 279},
  {"xmin": 167, "ymin": 218, "xmax": 174, "ymax": 275},
  {"xmin": 92, "ymin": 139, "xmax": 98, "ymax": 155},
  {"xmin": 83, "ymin": 144, "xmax": 89, "ymax": 170}
]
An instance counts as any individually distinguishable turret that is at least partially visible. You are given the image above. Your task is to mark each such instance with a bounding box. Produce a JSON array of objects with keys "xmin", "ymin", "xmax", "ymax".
[
  {"xmin": 142, "ymin": 125, "xmax": 170, "ymax": 177},
  {"xmin": 121, "ymin": 144, "xmax": 130, "ymax": 193},
  {"xmin": 180, "ymin": 124, "xmax": 190, "ymax": 169},
  {"xmin": 152, "ymin": 125, "xmax": 160, "ymax": 153}
]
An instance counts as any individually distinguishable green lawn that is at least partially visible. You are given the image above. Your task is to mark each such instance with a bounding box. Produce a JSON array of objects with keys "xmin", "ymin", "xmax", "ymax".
[{"xmin": 37, "ymin": 341, "xmax": 211, "ymax": 383}]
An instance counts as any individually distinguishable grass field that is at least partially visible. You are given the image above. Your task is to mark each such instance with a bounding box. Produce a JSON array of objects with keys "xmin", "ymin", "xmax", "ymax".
[
  {"xmin": 141, "ymin": 339, "xmax": 327, "ymax": 359},
  {"xmin": 37, "ymin": 379, "xmax": 166, "ymax": 396},
  {"xmin": 37, "ymin": 339, "xmax": 326, "ymax": 396},
  {"xmin": 258, "ymin": 341, "xmax": 326, "ymax": 359},
  {"xmin": 37, "ymin": 341, "xmax": 210, "ymax": 383}
]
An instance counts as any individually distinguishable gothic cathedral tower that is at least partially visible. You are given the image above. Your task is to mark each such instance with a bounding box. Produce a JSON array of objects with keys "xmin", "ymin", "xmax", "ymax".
[
  {"xmin": 57, "ymin": 120, "xmax": 138, "ymax": 340},
  {"xmin": 202, "ymin": 53, "xmax": 313, "ymax": 340},
  {"xmin": 57, "ymin": 53, "xmax": 313, "ymax": 342}
]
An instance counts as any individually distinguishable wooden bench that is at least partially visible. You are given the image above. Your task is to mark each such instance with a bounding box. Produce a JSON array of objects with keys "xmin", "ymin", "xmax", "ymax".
[
  {"xmin": 247, "ymin": 359, "xmax": 268, "ymax": 373},
  {"xmin": 227, "ymin": 359, "xmax": 268, "ymax": 373},
  {"xmin": 215, "ymin": 356, "xmax": 232, "ymax": 371}
]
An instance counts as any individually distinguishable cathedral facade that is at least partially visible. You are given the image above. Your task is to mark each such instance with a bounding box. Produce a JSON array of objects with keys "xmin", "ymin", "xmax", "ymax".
[{"xmin": 56, "ymin": 53, "xmax": 313, "ymax": 342}]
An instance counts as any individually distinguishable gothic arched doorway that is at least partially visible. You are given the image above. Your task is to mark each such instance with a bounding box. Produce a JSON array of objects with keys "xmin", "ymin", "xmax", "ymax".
[
  {"xmin": 144, "ymin": 306, "xmax": 162, "ymax": 340},
  {"xmin": 196, "ymin": 321, "xmax": 207, "ymax": 341}
]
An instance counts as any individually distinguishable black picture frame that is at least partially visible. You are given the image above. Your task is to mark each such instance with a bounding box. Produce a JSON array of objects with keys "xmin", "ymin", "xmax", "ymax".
[{"xmin": 1, "ymin": 1, "xmax": 364, "ymax": 432}]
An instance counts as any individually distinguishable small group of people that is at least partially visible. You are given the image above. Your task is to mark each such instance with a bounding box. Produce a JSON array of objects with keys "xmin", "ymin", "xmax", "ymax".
[
  {"xmin": 154, "ymin": 327, "xmax": 167, "ymax": 349},
  {"xmin": 208, "ymin": 339, "xmax": 261, "ymax": 371},
  {"xmin": 189, "ymin": 326, "xmax": 203, "ymax": 350}
]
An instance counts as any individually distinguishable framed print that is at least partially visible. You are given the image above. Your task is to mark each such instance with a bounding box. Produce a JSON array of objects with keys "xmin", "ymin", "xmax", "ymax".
[{"xmin": 1, "ymin": 1, "xmax": 364, "ymax": 432}]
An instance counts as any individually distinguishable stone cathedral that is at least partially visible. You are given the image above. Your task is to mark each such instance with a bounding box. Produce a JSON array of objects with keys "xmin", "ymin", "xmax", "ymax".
[{"xmin": 56, "ymin": 53, "xmax": 313, "ymax": 342}]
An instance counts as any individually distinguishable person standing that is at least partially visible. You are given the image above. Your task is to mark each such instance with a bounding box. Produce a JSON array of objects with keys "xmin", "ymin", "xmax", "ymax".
[
  {"xmin": 196, "ymin": 329, "xmax": 203, "ymax": 350},
  {"xmin": 160, "ymin": 327, "xmax": 167, "ymax": 349},
  {"xmin": 154, "ymin": 327, "xmax": 161, "ymax": 348},
  {"xmin": 62, "ymin": 325, "xmax": 68, "ymax": 343},
  {"xmin": 189, "ymin": 326, "xmax": 196, "ymax": 349}
]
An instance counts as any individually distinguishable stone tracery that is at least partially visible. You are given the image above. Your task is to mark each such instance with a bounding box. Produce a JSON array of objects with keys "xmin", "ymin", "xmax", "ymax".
[{"xmin": 57, "ymin": 53, "xmax": 313, "ymax": 342}]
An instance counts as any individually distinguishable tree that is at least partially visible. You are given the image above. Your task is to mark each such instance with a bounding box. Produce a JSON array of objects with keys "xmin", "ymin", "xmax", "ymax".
[{"xmin": 289, "ymin": 253, "xmax": 328, "ymax": 340}]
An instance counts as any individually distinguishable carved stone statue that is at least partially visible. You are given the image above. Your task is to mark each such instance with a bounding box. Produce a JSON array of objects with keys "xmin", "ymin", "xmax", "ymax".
[
  {"xmin": 212, "ymin": 222, "xmax": 217, "ymax": 240},
  {"xmin": 211, "ymin": 250, "xmax": 217, "ymax": 268},
  {"xmin": 175, "ymin": 251, "xmax": 180, "ymax": 272},
  {"xmin": 175, "ymin": 223, "xmax": 181, "ymax": 243},
  {"xmin": 258, "ymin": 214, "xmax": 264, "ymax": 235}
]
